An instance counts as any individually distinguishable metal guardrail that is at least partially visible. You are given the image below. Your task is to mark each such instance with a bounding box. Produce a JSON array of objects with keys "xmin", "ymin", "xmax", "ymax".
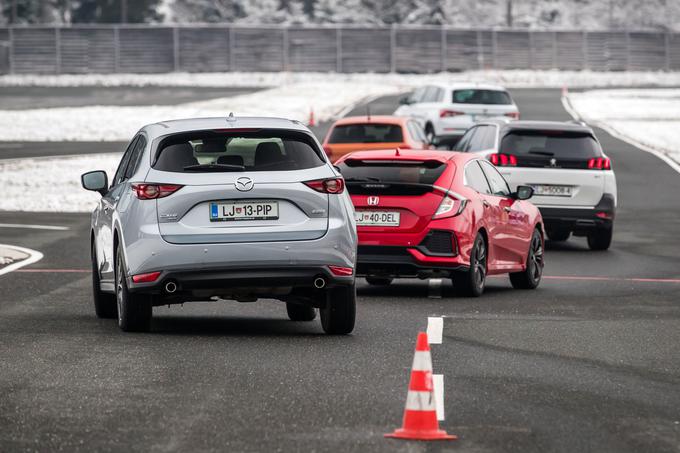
[{"xmin": 0, "ymin": 25, "xmax": 677, "ymax": 74}]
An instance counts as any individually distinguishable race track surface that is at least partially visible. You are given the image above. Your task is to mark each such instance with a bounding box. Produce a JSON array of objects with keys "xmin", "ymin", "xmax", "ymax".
[{"xmin": 0, "ymin": 89, "xmax": 679, "ymax": 453}]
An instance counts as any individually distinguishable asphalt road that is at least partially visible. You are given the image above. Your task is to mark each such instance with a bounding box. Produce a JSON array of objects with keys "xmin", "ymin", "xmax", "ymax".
[{"xmin": 1, "ymin": 89, "xmax": 679, "ymax": 452}]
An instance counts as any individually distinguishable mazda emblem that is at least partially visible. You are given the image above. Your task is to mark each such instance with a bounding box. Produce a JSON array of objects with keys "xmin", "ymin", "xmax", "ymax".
[{"xmin": 235, "ymin": 177, "xmax": 254, "ymax": 192}]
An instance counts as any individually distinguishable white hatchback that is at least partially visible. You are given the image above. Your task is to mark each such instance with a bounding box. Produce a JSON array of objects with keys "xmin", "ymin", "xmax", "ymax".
[{"xmin": 394, "ymin": 83, "xmax": 519, "ymax": 147}]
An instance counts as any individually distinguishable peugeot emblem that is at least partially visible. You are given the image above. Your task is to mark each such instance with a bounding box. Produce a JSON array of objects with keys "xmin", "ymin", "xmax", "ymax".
[
  {"xmin": 235, "ymin": 177, "xmax": 254, "ymax": 192},
  {"xmin": 549, "ymin": 158, "xmax": 557, "ymax": 167},
  {"xmin": 367, "ymin": 196, "xmax": 379, "ymax": 206}
]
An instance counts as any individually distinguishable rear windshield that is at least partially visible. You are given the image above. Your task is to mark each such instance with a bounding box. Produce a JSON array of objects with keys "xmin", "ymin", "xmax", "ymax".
[
  {"xmin": 452, "ymin": 89, "xmax": 512, "ymax": 105},
  {"xmin": 153, "ymin": 129, "xmax": 324, "ymax": 173},
  {"xmin": 328, "ymin": 124, "xmax": 404, "ymax": 144},
  {"xmin": 500, "ymin": 131, "xmax": 602, "ymax": 159},
  {"xmin": 338, "ymin": 160, "xmax": 445, "ymax": 185}
]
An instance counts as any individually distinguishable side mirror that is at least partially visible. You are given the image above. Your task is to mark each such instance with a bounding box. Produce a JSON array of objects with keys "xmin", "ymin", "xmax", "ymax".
[
  {"xmin": 399, "ymin": 96, "xmax": 412, "ymax": 105},
  {"xmin": 513, "ymin": 185, "xmax": 534, "ymax": 200},
  {"xmin": 81, "ymin": 170, "xmax": 108, "ymax": 196}
]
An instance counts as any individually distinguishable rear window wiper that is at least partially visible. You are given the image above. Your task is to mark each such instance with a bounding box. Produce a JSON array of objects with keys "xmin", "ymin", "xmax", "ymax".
[{"xmin": 183, "ymin": 163, "xmax": 245, "ymax": 172}]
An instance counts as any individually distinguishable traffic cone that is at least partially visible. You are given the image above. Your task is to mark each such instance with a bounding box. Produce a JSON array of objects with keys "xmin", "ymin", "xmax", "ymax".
[
  {"xmin": 561, "ymin": 85, "xmax": 569, "ymax": 97},
  {"xmin": 308, "ymin": 108, "xmax": 316, "ymax": 127},
  {"xmin": 385, "ymin": 332, "xmax": 457, "ymax": 441}
]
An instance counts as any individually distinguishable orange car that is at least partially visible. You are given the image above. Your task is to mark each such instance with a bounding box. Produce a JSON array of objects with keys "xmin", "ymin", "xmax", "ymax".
[{"xmin": 322, "ymin": 115, "xmax": 431, "ymax": 162}]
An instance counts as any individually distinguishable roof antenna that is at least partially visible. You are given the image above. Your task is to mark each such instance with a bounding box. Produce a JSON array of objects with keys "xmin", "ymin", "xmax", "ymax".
[
  {"xmin": 366, "ymin": 104, "xmax": 371, "ymax": 121},
  {"xmin": 227, "ymin": 112, "xmax": 236, "ymax": 122}
]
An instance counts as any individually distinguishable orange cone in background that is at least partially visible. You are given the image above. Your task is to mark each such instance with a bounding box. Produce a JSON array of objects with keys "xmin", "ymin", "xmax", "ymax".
[
  {"xmin": 385, "ymin": 332, "xmax": 457, "ymax": 441},
  {"xmin": 308, "ymin": 108, "xmax": 316, "ymax": 127},
  {"xmin": 561, "ymin": 85, "xmax": 569, "ymax": 97}
]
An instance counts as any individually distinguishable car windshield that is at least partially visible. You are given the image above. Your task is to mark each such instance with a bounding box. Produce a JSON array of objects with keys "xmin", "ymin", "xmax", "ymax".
[
  {"xmin": 500, "ymin": 130, "xmax": 602, "ymax": 159},
  {"xmin": 452, "ymin": 89, "xmax": 512, "ymax": 105},
  {"xmin": 328, "ymin": 124, "xmax": 404, "ymax": 144},
  {"xmin": 338, "ymin": 160, "xmax": 446, "ymax": 185},
  {"xmin": 153, "ymin": 129, "xmax": 325, "ymax": 172}
]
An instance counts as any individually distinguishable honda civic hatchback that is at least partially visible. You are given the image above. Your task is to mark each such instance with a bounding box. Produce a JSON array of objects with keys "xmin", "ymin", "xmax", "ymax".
[
  {"xmin": 81, "ymin": 116, "xmax": 358, "ymax": 334},
  {"xmin": 335, "ymin": 149, "xmax": 544, "ymax": 296}
]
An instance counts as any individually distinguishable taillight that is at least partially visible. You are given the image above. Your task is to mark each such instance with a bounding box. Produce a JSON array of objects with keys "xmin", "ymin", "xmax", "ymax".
[
  {"xmin": 489, "ymin": 153, "xmax": 517, "ymax": 167},
  {"xmin": 433, "ymin": 195, "xmax": 467, "ymax": 219},
  {"xmin": 303, "ymin": 177, "xmax": 345, "ymax": 194},
  {"xmin": 588, "ymin": 157, "xmax": 611, "ymax": 170},
  {"xmin": 440, "ymin": 109, "xmax": 464, "ymax": 118},
  {"xmin": 505, "ymin": 111, "xmax": 520, "ymax": 120},
  {"xmin": 328, "ymin": 265, "xmax": 353, "ymax": 276},
  {"xmin": 131, "ymin": 271, "xmax": 161, "ymax": 283},
  {"xmin": 131, "ymin": 183, "xmax": 183, "ymax": 200}
]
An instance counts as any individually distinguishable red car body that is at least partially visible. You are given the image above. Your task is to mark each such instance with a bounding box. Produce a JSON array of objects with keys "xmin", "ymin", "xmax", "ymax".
[{"xmin": 336, "ymin": 149, "xmax": 544, "ymax": 294}]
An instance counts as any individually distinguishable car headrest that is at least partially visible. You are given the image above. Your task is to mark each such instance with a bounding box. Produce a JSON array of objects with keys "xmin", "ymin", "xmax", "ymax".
[
  {"xmin": 201, "ymin": 139, "xmax": 226, "ymax": 154},
  {"xmin": 254, "ymin": 142, "xmax": 285, "ymax": 168},
  {"xmin": 155, "ymin": 143, "xmax": 197, "ymax": 171},
  {"xmin": 216, "ymin": 155, "xmax": 244, "ymax": 167}
]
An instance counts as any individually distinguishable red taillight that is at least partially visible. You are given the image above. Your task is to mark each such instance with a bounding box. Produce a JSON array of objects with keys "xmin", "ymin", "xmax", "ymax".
[
  {"xmin": 328, "ymin": 265, "xmax": 353, "ymax": 276},
  {"xmin": 433, "ymin": 195, "xmax": 467, "ymax": 219},
  {"xmin": 131, "ymin": 183, "xmax": 183, "ymax": 200},
  {"xmin": 489, "ymin": 153, "xmax": 517, "ymax": 167},
  {"xmin": 304, "ymin": 177, "xmax": 345, "ymax": 194},
  {"xmin": 588, "ymin": 157, "xmax": 611, "ymax": 170},
  {"xmin": 440, "ymin": 109, "xmax": 464, "ymax": 118},
  {"xmin": 505, "ymin": 111, "xmax": 520, "ymax": 120},
  {"xmin": 132, "ymin": 271, "xmax": 161, "ymax": 283}
]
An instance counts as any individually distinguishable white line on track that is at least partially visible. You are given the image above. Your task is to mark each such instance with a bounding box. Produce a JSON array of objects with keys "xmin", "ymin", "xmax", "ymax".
[
  {"xmin": 427, "ymin": 316, "xmax": 444, "ymax": 344},
  {"xmin": 433, "ymin": 374, "xmax": 445, "ymax": 421},
  {"xmin": 0, "ymin": 223, "xmax": 69, "ymax": 231},
  {"xmin": 0, "ymin": 244, "xmax": 43, "ymax": 276},
  {"xmin": 427, "ymin": 278, "xmax": 442, "ymax": 299}
]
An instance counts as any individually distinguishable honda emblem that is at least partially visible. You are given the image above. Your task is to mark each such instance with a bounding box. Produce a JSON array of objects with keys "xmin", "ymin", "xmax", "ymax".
[{"xmin": 367, "ymin": 196, "xmax": 379, "ymax": 206}]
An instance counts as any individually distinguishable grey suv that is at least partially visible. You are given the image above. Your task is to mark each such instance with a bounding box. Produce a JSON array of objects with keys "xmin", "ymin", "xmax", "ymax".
[{"xmin": 81, "ymin": 117, "xmax": 358, "ymax": 334}]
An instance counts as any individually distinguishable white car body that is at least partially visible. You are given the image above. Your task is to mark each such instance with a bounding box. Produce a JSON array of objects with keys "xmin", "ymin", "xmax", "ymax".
[{"xmin": 394, "ymin": 83, "xmax": 519, "ymax": 147}]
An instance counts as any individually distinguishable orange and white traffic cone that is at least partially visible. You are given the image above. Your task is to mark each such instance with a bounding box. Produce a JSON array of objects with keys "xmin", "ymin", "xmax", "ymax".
[
  {"xmin": 308, "ymin": 108, "xmax": 316, "ymax": 127},
  {"xmin": 385, "ymin": 332, "xmax": 457, "ymax": 441}
]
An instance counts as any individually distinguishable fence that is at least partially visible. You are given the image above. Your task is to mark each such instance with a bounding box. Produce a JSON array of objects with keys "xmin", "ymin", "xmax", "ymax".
[{"xmin": 0, "ymin": 25, "xmax": 678, "ymax": 74}]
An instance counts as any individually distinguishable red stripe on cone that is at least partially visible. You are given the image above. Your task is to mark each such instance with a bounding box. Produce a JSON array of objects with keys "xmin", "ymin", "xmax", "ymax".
[
  {"xmin": 385, "ymin": 332, "xmax": 457, "ymax": 441},
  {"xmin": 308, "ymin": 108, "xmax": 316, "ymax": 127}
]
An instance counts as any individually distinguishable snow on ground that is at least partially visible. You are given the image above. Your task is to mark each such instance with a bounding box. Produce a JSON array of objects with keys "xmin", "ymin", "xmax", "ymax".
[
  {"xmin": 0, "ymin": 81, "xmax": 399, "ymax": 141},
  {"xmin": 0, "ymin": 153, "xmax": 120, "ymax": 212},
  {"xmin": 2, "ymin": 70, "xmax": 680, "ymax": 89},
  {"xmin": 567, "ymin": 89, "xmax": 680, "ymax": 166}
]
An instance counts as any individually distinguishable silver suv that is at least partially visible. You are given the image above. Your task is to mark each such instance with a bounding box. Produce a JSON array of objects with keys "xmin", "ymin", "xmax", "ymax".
[{"xmin": 81, "ymin": 117, "xmax": 358, "ymax": 334}]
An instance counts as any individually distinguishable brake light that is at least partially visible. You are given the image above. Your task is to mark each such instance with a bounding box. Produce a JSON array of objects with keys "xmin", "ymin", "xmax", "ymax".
[
  {"xmin": 328, "ymin": 265, "xmax": 353, "ymax": 276},
  {"xmin": 433, "ymin": 195, "xmax": 467, "ymax": 219},
  {"xmin": 440, "ymin": 109, "xmax": 464, "ymax": 118},
  {"xmin": 131, "ymin": 271, "xmax": 161, "ymax": 283},
  {"xmin": 588, "ymin": 157, "xmax": 611, "ymax": 170},
  {"xmin": 489, "ymin": 153, "xmax": 517, "ymax": 166},
  {"xmin": 131, "ymin": 183, "xmax": 183, "ymax": 200},
  {"xmin": 505, "ymin": 111, "xmax": 520, "ymax": 120},
  {"xmin": 304, "ymin": 177, "xmax": 345, "ymax": 194}
]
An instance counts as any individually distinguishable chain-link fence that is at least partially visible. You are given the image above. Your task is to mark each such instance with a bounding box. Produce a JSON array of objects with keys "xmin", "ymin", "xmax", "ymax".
[{"xmin": 0, "ymin": 25, "xmax": 678, "ymax": 74}]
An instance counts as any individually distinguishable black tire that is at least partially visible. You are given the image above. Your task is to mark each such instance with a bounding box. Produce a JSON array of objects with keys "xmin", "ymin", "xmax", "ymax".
[
  {"xmin": 452, "ymin": 233, "xmax": 487, "ymax": 297},
  {"xmin": 115, "ymin": 248, "xmax": 152, "ymax": 332},
  {"xmin": 320, "ymin": 284, "xmax": 356, "ymax": 335},
  {"xmin": 91, "ymin": 242, "xmax": 117, "ymax": 319},
  {"xmin": 365, "ymin": 276, "xmax": 393, "ymax": 286},
  {"xmin": 510, "ymin": 229, "xmax": 544, "ymax": 290},
  {"xmin": 286, "ymin": 303, "xmax": 316, "ymax": 321},
  {"xmin": 547, "ymin": 228, "xmax": 570, "ymax": 242},
  {"xmin": 587, "ymin": 227, "xmax": 613, "ymax": 251}
]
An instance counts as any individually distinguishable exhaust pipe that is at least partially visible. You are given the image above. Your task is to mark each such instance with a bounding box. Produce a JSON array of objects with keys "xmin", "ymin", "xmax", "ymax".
[
  {"xmin": 164, "ymin": 281, "xmax": 178, "ymax": 294},
  {"xmin": 313, "ymin": 277, "xmax": 326, "ymax": 289}
]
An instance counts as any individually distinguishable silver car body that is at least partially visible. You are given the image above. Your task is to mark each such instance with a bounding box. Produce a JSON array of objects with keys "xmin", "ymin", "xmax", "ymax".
[{"xmin": 90, "ymin": 117, "xmax": 357, "ymax": 300}]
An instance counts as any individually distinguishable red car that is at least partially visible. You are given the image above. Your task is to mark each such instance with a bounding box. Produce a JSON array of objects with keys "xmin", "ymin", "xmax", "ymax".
[{"xmin": 336, "ymin": 149, "xmax": 544, "ymax": 296}]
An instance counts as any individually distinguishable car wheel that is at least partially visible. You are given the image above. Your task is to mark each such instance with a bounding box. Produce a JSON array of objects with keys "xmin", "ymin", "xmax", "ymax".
[
  {"xmin": 320, "ymin": 283, "xmax": 356, "ymax": 335},
  {"xmin": 587, "ymin": 227, "xmax": 613, "ymax": 251},
  {"xmin": 510, "ymin": 229, "xmax": 544, "ymax": 290},
  {"xmin": 453, "ymin": 233, "xmax": 487, "ymax": 297},
  {"xmin": 115, "ymin": 247, "xmax": 152, "ymax": 332},
  {"xmin": 547, "ymin": 228, "xmax": 570, "ymax": 242},
  {"xmin": 286, "ymin": 302, "xmax": 316, "ymax": 321},
  {"xmin": 365, "ymin": 276, "xmax": 393, "ymax": 286},
  {"xmin": 91, "ymin": 242, "xmax": 117, "ymax": 319}
]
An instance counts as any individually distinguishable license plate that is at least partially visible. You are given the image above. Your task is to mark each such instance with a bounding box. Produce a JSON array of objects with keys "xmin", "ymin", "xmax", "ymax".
[
  {"xmin": 532, "ymin": 185, "xmax": 573, "ymax": 197},
  {"xmin": 210, "ymin": 200, "xmax": 279, "ymax": 221},
  {"xmin": 355, "ymin": 210, "xmax": 400, "ymax": 226}
]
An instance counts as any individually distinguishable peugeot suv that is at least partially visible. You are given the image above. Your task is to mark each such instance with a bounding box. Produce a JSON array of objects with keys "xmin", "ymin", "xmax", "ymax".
[
  {"xmin": 81, "ymin": 117, "xmax": 358, "ymax": 334},
  {"xmin": 455, "ymin": 120, "xmax": 617, "ymax": 250}
]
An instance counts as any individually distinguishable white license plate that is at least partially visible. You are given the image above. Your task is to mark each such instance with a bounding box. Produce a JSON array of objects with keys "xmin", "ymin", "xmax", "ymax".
[
  {"xmin": 532, "ymin": 185, "xmax": 573, "ymax": 197},
  {"xmin": 210, "ymin": 201, "xmax": 279, "ymax": 221},
  {"xmin": 355, "ymin": 210, "xmax": 400, "ymax": 226}
]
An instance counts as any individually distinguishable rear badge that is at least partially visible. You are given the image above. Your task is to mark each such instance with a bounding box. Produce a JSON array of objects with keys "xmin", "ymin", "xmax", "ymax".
[
  {"xmin": 367, "ymin": 196, "xmax": 379, "ymax": 206},
  {"xmin": 235, "ymin": 177, "xmax": 254, "ymax": 192}
]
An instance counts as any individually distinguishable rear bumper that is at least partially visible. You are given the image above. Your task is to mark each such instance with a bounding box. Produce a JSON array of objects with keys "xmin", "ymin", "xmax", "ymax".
[
  {"xmin": 356, "ymin": 245, "xmax": 468, "ymax": 278},
  {"xmin": 539, "ymin": 194, "xmax": 615, "ymax": 233}
]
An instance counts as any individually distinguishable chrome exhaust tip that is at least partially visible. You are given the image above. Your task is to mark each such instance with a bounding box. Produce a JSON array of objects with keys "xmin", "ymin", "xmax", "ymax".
[
  {"xmin": 164, "ymin": 281, "xmax": 178, "ymax": 294},
  {"xmin": 313, "ymin": 277, "xmax": 326, "ymax": 289}
]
